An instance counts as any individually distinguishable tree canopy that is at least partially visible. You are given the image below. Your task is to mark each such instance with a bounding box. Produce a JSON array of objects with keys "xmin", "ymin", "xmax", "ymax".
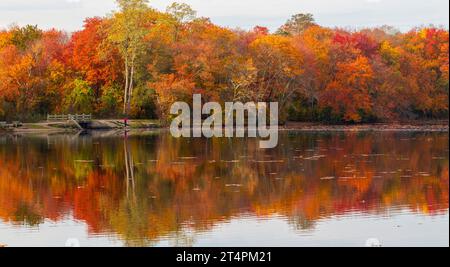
[{"xmin": 0, "ymin": 1, "xmax": 448, "ymax": 123}]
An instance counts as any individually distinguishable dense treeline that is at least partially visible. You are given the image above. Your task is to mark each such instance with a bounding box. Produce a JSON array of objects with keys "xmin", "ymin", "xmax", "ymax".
[{"xmin": 0, "ymin": 0, "xmax": 448, "ymax": 123}]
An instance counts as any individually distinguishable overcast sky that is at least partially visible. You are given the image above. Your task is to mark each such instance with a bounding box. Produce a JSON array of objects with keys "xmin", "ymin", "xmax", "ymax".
[{"xmin": 0, "ymin": 0, "xmax": 448, "ymax": 32}]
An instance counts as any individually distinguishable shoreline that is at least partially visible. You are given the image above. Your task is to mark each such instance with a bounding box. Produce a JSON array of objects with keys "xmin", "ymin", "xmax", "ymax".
[
  {"xmin": 280, "ymin": 121, "xmax": 449, "ymax": 132},
  {"xmin": 1, "ymin": 120, "xmax": 448, "ymax": 135}
]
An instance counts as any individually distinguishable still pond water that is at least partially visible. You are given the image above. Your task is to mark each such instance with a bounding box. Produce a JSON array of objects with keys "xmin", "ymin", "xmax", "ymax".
[{"xmin": 0, "ymin": 130, "xmax": 448, "ymax": 247}]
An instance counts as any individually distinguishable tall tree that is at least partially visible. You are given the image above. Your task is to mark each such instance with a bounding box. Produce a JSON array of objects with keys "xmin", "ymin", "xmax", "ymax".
[
  {"xmin": 276, "ymin": 13, "xmax": 317, "ymax": 36},
  {"xmin": 10, "ymin": 25, "xmax": 42, "ymax": 51},
  {"xmin": 166, "ymin": 2, "xmax": 197, "ymax": 23},
  {"xmin": 249, "ymin": 35, "xmax": 304, "ymax": 107},
  {"xmin": 108, "ymin": 0, "xmax": 151, "ymax": 115},
  {"xmin": 292, "ymin": 26, "xmax": 334, "ymax": 119},
  {"xmin": 166, "ymin": 2, "xmax": 197, "ymax": 41}
]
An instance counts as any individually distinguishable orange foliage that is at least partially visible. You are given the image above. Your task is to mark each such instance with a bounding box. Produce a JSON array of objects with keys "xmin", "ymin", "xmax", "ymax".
[
  {"xmin": 321, "ymin": 56, "xmax": 374, "ymax": 122},
  {"xmin": 0, "ymin": 8, "xmax": 448, "ymax": 122},
  {"xmin": 0, "ymin": 132, "xmax": 448, "ymax": 242}
]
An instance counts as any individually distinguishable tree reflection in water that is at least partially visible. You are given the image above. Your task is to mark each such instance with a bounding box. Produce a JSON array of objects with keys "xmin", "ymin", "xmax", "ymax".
[{"xmin": 0, "ymin": 131, "xmax": 448, "ymax": 245}]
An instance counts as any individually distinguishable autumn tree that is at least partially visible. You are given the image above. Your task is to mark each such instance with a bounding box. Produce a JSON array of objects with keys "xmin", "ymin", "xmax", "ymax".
[
  {"xmin": 68, "ymin": 17, "xmax": 123, "ymax": 104},
  {"xmin": 320, "ymin": 55, "xmax": 374, "ymax": 122},
  {"xmin": 10, "ymin": 25, "xmax": 42, "ymax": 51},
  {"xmin": 149, "ymin": 18, "xmax": 245, "ymax": 121},
  {"xmin": 290, "ymin": 26, "xmax": 334, "ymax": 120},
  {"xmin": 401, "ymin": 28, "xmax": 449, "ymax": 117},
  {"xmin": 249, "ymin": 35, "xmax": 304, "ymax": 121},
  {"xmin": 108, "ymin": 0, "xmax": 151, "ymax": 115},
  {"xmin": 65, "ymin": 79, "xmax": 95, "ymax": 114},
  {"xmin": 276, "ymin": 13, "xmax": 317, "ymax": 36},
  {"xmin": 166, "ymin": 2, "xmax": 197, "ymax": 24},
  {"xmin": 0, "ymin": 28, "xmax": 68, "ymax": 120}
]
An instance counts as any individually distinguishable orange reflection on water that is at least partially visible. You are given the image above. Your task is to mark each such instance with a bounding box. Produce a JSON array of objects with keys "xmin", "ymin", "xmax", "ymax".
[{"xmin": 0, "ymin": 131, "xmax": 448, "ymax": 245}]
